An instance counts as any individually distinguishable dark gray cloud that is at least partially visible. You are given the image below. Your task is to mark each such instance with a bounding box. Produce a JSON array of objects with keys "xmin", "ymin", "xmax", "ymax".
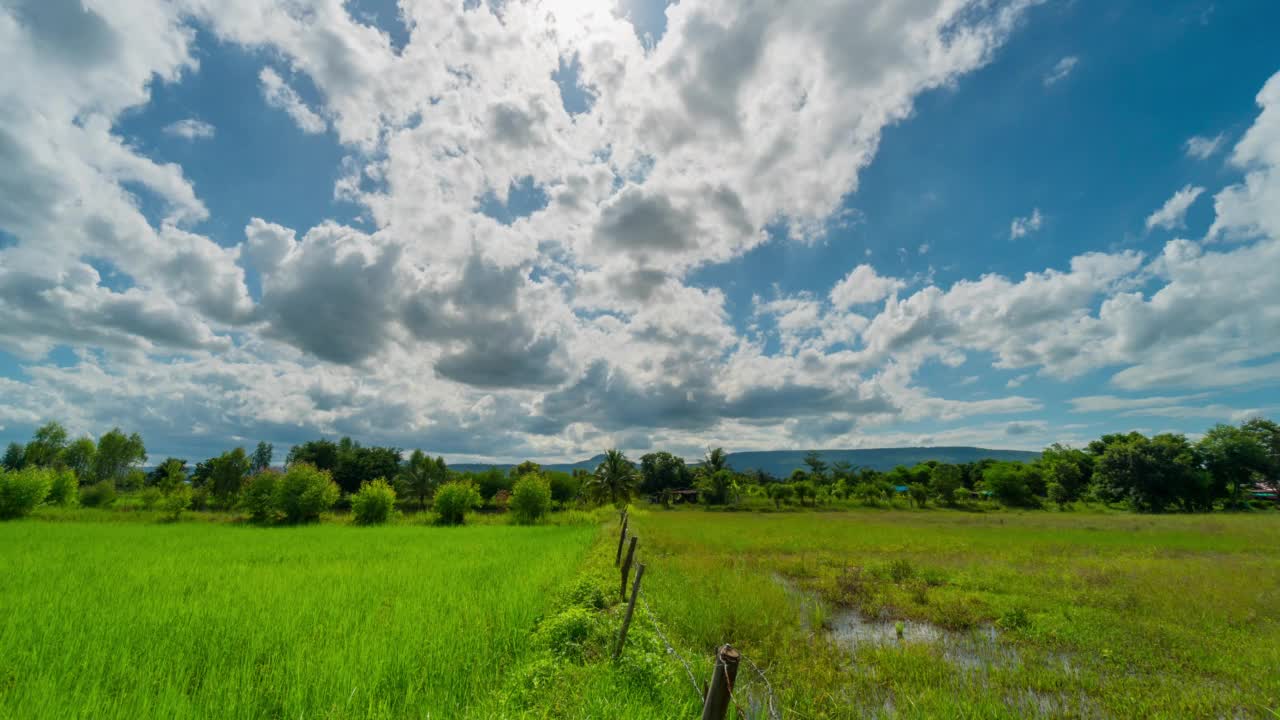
[{"xmin": 594, "ymin": 187, "xmax": 695, "ymax": 253}]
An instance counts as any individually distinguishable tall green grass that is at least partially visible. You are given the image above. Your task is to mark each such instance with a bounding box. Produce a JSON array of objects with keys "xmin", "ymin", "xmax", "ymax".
[{"xmin": 0, "ymin": 521, "xmax": 593, "ymax": 719}]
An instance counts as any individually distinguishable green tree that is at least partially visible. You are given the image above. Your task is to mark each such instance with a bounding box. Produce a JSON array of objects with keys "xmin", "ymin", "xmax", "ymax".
[
  {"xmin": 251, "ymin": 442, "xmax": 274, "ymax": 473},
  {"xmin": 766, "ymin": 482, "xmax": 794, "ymax": 508},
  {"xmin": 47, "ymin": 468, "xmax": 79, "ymax": 507},
  {"xmin": 61, "ymin": 437, "xmax": 96, "ymax": 482},
  {"xmin": 241, "ymin": 470, "xmax": 281, "ymax": 523},
  {"xmin": 351, "ymin": 478, "xmax": 397, "ymax": 525},
  {"xmin": 433, "ymin": 480, "xmax": 482, "ymax": 525},
  {"xmin": 274, "ymin": 463, "xmax": 339, "ymax": 523},
  {"xmin": 1240, "ymin": 417, "xmax": 1280, "ymax": 481},
  {"xmin": 398, "ymin": 450, "xmax": 439, "ymax": 510},
  {"xmin": 510, "ymin": 474, "xmax": 552, "ymax": 524},
  {"xmin": 1041, "ymin": 443, "xmax": 1093, "ymax": 502},
  {"xmin": 696, "ymin": 469, "xmax": 738, "ymax": 505},
  {"xmin": 639, "ymin": 451, "xmax": 690, "ymax": 494},
  {"xmin": 546, "ymin": 470, "xmax": 581, "ymax": 506},
  {"xmin": 2, "ymin": 443, "xmax": 25, "ymax": 471},
  {"xmin": 703, "ymin": 447, "xmax": 729, "ymax": 474},
  {"xmin": 473, "ymin": 467, "xmax": 513, "ymax": 500},
  {"xmin": 791, "ymin": 480, "xmax": 816, "ymax": 506},
  {"xmin": 286, "ymin": 439, "xmax": 339, "ymax": 470},
  {"xmin": 0, "ymin": 467, "xmax": 52, "ymax": 519},
  {"xmin": 208, "ymin": 448, "xmax": 251, "ymax": 504},
  {"xmin": 908, "ymin": 483, "xmax": 929, "ymax": 508},
  {"xmin": 1198, "ymin": 424, "xmax": 1271, "ymax": 508},
  {"xmin": 513, "ymin": 460, "xmax": 542, "ymax": 477},
  {"xmin": 803, "ymin": 451, "xmax": 829, "ymax": 484},
  {"xmin": 588, "ymin": 449, "xmax": 637, "ymax": 506},
  {"xmin": 24, "ymin": 422, "xmax": 69, "ymax": 467},
  {"xmin": 981, "ymin": 462, "xmax": 1039, "ymax": 507},
  {"xmin": 929, "ymin": 464, "xmax": 963, "ymax": 506},
  {"xmin": 146, "ymin": 458, "xmax": 187, "ymax": 489},
  {"xmin": 1047, "ymin": 481, "xmax": 1070, "ymax": 510},
  {"xmin": 91, "ymin": 428, "xmax": 146, "ymax": 485}
]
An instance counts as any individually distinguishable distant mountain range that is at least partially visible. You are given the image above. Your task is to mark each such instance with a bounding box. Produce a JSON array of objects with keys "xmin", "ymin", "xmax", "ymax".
[{"xmin": 449, "ymin": 446, "xmax": 1040, "ymax": 477}]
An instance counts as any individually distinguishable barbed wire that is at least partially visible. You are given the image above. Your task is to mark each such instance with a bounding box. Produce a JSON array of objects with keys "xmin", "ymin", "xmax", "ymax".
[
  {"xmin": 637, "ymin": 585, "xmax": 704, "ymax": 701},
  {"xmin": 738, "ymin": 650, "xmax": 782, "ymax": 720}
]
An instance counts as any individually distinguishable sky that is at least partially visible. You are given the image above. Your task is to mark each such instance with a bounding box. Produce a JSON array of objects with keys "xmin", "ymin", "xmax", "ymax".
[{"xmin": 2, "ymin": 0, "xmax": 1279, "ymax": 464}]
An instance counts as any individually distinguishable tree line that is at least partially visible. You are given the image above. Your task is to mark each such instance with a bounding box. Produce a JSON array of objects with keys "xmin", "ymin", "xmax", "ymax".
[{"xmin": 2, "ymin": 417, "xmax": 1277, "ymax": 522}]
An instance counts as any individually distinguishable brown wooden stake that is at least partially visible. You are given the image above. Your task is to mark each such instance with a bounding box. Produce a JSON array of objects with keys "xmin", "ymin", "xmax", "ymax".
[
  {"xmin": 700, "ymin": 645, "xmax": 741, "ymax": 720},
  {"xmin": 620, "ymin": 535, "xmax": 638, "ymax": 599},
  {"xmin": 613, "ymin": 562, "xmax": 645, "ymax": 659},
  {"xmin": 615, "ymin": 515, "xmax": 628, "ymax": 566}
]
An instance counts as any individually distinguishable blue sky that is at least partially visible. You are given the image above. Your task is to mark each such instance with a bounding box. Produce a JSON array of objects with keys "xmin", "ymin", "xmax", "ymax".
[{"xmin": 1, "ymin": 0, "xmax": 1279, "ymax": 463}]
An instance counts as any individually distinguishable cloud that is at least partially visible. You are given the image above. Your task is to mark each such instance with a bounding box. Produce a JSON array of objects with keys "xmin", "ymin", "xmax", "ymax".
[
  {"xmin": 1145, "ymin": 185, "xmax": 1204, "ymax": 230},
  {"xmin": 1184, "ymin": 133, "xmax": 1226, "ymax": 159},
  {"xmin": 1043, "ymin": 56, "xmax": 1078, "ymax": 86},
  {"xmin": 829, "ymin": 265, "xmax": 905, "ymax": 308},
  {"xmin": 163, "ymin": 118, "xmax": 215, "ymax": 141},
  {"xmin": 1009, "ymin": 208, "xmax": 1043, "ymax": 238},
  {"xmin": 259, "ymin": 67, "xmax": 327, "ymax": 134}
]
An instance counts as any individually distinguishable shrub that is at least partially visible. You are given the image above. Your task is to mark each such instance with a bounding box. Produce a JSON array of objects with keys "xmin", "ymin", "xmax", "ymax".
[
  {"xmin": 536, "ymin": 607, "xmax": 601, "ymax": 661},
  {"xmin": 80, "ymin": 481, "xmax": 117, "ymax": 508},
  {"xmin": 887, "ymin": 558, "xmax": 916, "ymax": 583},
  {"xmin": 274, "ymin": 464, "xmax": 338, "ymax": 524},
  {"xmin": 352, "ymin": 477, "xmax": 397, "ymax": 525},
  {"xmin": 509, "ymin": 474, "xmax": 552, "ymax": 525},
  {"xmin": 140, "ymin": 487, "xmax": 163, "ymax": 510},
  {"xmin": 159, "ymin": 485, "xmax": 192, "ymax": 521},
  {"xmin": 47, "ymin": 468, "xmax": 79, "ymax": 507},
  {"xmin": 434, "ymin": 480, "xmax": 482, "ymax": 525},
  {"xmin": 0, "ymin": 468, "xmax": 52, "ymax": 519},
  {"xmin": 241, "ymin": 470, "xmax": 280, "ymax": 523}
]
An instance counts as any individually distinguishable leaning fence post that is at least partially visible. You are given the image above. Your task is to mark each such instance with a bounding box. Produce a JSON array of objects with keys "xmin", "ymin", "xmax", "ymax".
[
  {"xmin": 700, "ymin": 645, "xmax": 741, "ymax": 720},
  {"xmin": 613, "ymin": 562, "xmax": 645, "ymax": 658},
  {"xmin": 615, "ymin": 515, "xmax": 629, "ymax": 566},
  {"xmin": 620, "ymin": 535, "xmax": 638, "ymax": 599}
]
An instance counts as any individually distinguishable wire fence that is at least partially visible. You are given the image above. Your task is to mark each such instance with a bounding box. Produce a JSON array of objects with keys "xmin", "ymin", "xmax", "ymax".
[{"xmin": 627, "ymin": 535, "xmax": 783, "ymax": 720}]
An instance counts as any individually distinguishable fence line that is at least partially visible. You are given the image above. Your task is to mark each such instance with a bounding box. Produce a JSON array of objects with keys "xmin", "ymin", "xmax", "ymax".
[{"xmin": 613, "ymin": 510, "xmax": 784, "ymax": 720}]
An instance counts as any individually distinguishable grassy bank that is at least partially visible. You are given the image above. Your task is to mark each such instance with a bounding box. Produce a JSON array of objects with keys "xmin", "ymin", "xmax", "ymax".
[{"xmin": 0, "ymin": 520, "xmax": 594, "ymax": 719}]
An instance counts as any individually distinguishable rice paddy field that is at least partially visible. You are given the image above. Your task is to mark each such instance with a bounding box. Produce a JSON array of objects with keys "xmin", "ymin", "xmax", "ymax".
[
  {"xmin": 0, "ymin": 519, "xmax": 594, "ymax": 720},
  {"xmin": 3, "ymin": 508, "xmax": 1279, "ymax": 719}
]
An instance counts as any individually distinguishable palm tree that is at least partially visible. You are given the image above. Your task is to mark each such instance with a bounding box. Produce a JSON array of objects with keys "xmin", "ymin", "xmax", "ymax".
[
  {"xmin": 589, "ymin": 449, "xmax": 637, "ymax": 506},
  {"xmin": 399, "ymin": 450, "xmax": 437, "ymax": 510},
  {"xmin": 704, "ymin": 447, "xmax": 728, "ymax": 474}
]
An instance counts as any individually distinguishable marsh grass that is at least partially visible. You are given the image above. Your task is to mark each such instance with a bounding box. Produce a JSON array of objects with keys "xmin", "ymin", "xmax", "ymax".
[{"xmin": 630, "ymin": 509, "xmax": 1280, "ymax": 718}]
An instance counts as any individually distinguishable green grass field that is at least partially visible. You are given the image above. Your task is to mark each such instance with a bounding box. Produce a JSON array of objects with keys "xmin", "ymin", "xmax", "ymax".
[
  {"xmin": 3, "ymin": 509, "xmax": 1279, "ymax": 719},
  {"xmin": 0, "ymin": 519, "xmax": 594, "ymax": 719},
  {"xmin": 629, "ymin": 509, "xmax": 1280, "ymax": 719}
]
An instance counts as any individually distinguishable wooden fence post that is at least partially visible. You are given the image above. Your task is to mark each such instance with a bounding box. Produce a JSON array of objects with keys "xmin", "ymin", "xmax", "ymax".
[
  {"xmin": 620, "ymin": 535, "xmax": 638, "ymax": 599},
  {"xmin": 615, "ymin": 515, "xmax": 629, "ymax": 566},
  {"xmin": 613, "ymin": 562, "xmax": 645, "ymax": 658},
  {"xmin": 700, "ymin": 645, "xmax": 740, "ymax": 720}
]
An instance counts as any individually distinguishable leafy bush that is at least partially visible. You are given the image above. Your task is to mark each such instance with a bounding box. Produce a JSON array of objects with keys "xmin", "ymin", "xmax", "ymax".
[
  {"xmin": 536, "ymin": 607, "xmax": 602, "ymax": 661},
  {"xmin": 509, "ymin": 474, "xmax": 552, "ymax": 525},
  {"xmin": 352, "ymin": 477, "xmax": 397, "ymax": 525},
  {"xmin": 434, "ymin": 480, "xmax": 482, "ymax": 525},
  {"xmin": 159, "ymin": 486, "xmax": 192, "ymax": 521},
  {"xmin": 274, "ymin": 464, "xmax": 338, "ymax": 524},
  {"xmin": 140, "ymin": 487, "xmax": 163, "ymax": 510},
  {"xmin": 0, "ymin": 468, "xmax": 52, "ymax": 519},
  {"xmin": 887, "ymin": 558, "xmax": 917, "ymax": 583},
  {"xmin": 46, "ymin": 468, "xmax": 79, "ymax": 507},
  {"xmin": 80, "ymin": 481, "xmax": 117, "ymax": 508},
  {"xmin": 241, "ymin": 470, "xmax": 280, "ymax": 523}
]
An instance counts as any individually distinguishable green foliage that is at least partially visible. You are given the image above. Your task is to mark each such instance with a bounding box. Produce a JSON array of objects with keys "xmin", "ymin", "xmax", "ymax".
[
  {"xmin": 434, "ymin": 480, "xmax": 482, "ymax": 525},
  {"xmin": 159, "ymin": 485, "xmax": 192, "ymax": 521},
  {"xmin": 250, "ymin": 441, "xmax": 273, "ymax": 474},
  {"xmin": 23, "ymin": 422, "xmax": 69, "ymax": 467},
  {"xmin": 982, "ymin": 461, "xmax": 1041, "ymax": 507},
  {"xmin": 140, "ymin": 487, "xmax": 163, "ymax": 510},
  {"xmin": 1093, "ymin": 433, "xmax": 1208, "ymax": 512},
  {"xmin": 791, "ymin": 479, "xmax": 816, "ymax": 505},
  {"xmin": 46, "ymin": 468, "xmax": 79, "ymax": 507},
  {"xmin": 587, "ymin": 449, "xmax": 636, "ymax": 506},
  {"xmin": 473, "ymin": 467, "xmax": 513, "ymax": 500},
  {"xmin": 510, "ymin": 474, "xmax": 552, "ymax": 525},
  {"xmin": 351, "ymin": 478, "xmax": 398, "ymax": 525},
  {"xmin": 929, "ymin": 463, "xmax": 963, "ymax": 505},
  {"xmin": 79, "ymin": 481, "xmax": 117, "ymax": 508},
  {"xmin": 241, "ymin": 470, "xmax": 280, "ymax": 523},
  {"xmin": 1047, "ymin": 480, "xmax": 1070, "ymax": 509},
  {"xmin": 398, "ymin": 450, "xmax": 444, "ymax": 509},
  {"xmin": 90, "ymin": 428, "xmax": 146, "ymax": 485},
  {"xmin": 766, "ymin": 482, "xmax": 794, "ymax": 508},
  {"xmin": 274, "ymin": 464, "xmax": 339, "ymax": 524},
  {"xmin": 703, "ymin": 447, "xmax": 729, "ymax": 474},
  {"xmin": 207, "ymin": 448, "xmax": 251, "ymax": 504},
  {"xmin": 695, "ymin": 468, "xmax": 737, "ymax": 505},
  {"xmin": 2, "ymin": 442, "xmax": 25, "ymax": 471},
  {"xmin": 513, "ymin": 460, "xmax": 542, "ymax": 477},
  {"xmin": 1198, "ymin": 424, "xmax": 1271, "ymax": 508},
  {"xmin": 331, "ymin": 441, "xmax": 402, "ymax": 495},
  {"xmin": 0, "ymin": 467, "xmax": 52, "ymax": 519},
  {"xmin": 907, "ymin": 483, "xmax": 929, "ymax": 507},
  {"xmin": 61, "ymin": 437, "xmax": 96, "ymax": 481},
  {"xmin": 546, "ymin": 470, "xmax": 581, "ymax": 506},
  {"xmin": 638, "ymin": 451, "xmax": 690, "ymax": 494}
]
